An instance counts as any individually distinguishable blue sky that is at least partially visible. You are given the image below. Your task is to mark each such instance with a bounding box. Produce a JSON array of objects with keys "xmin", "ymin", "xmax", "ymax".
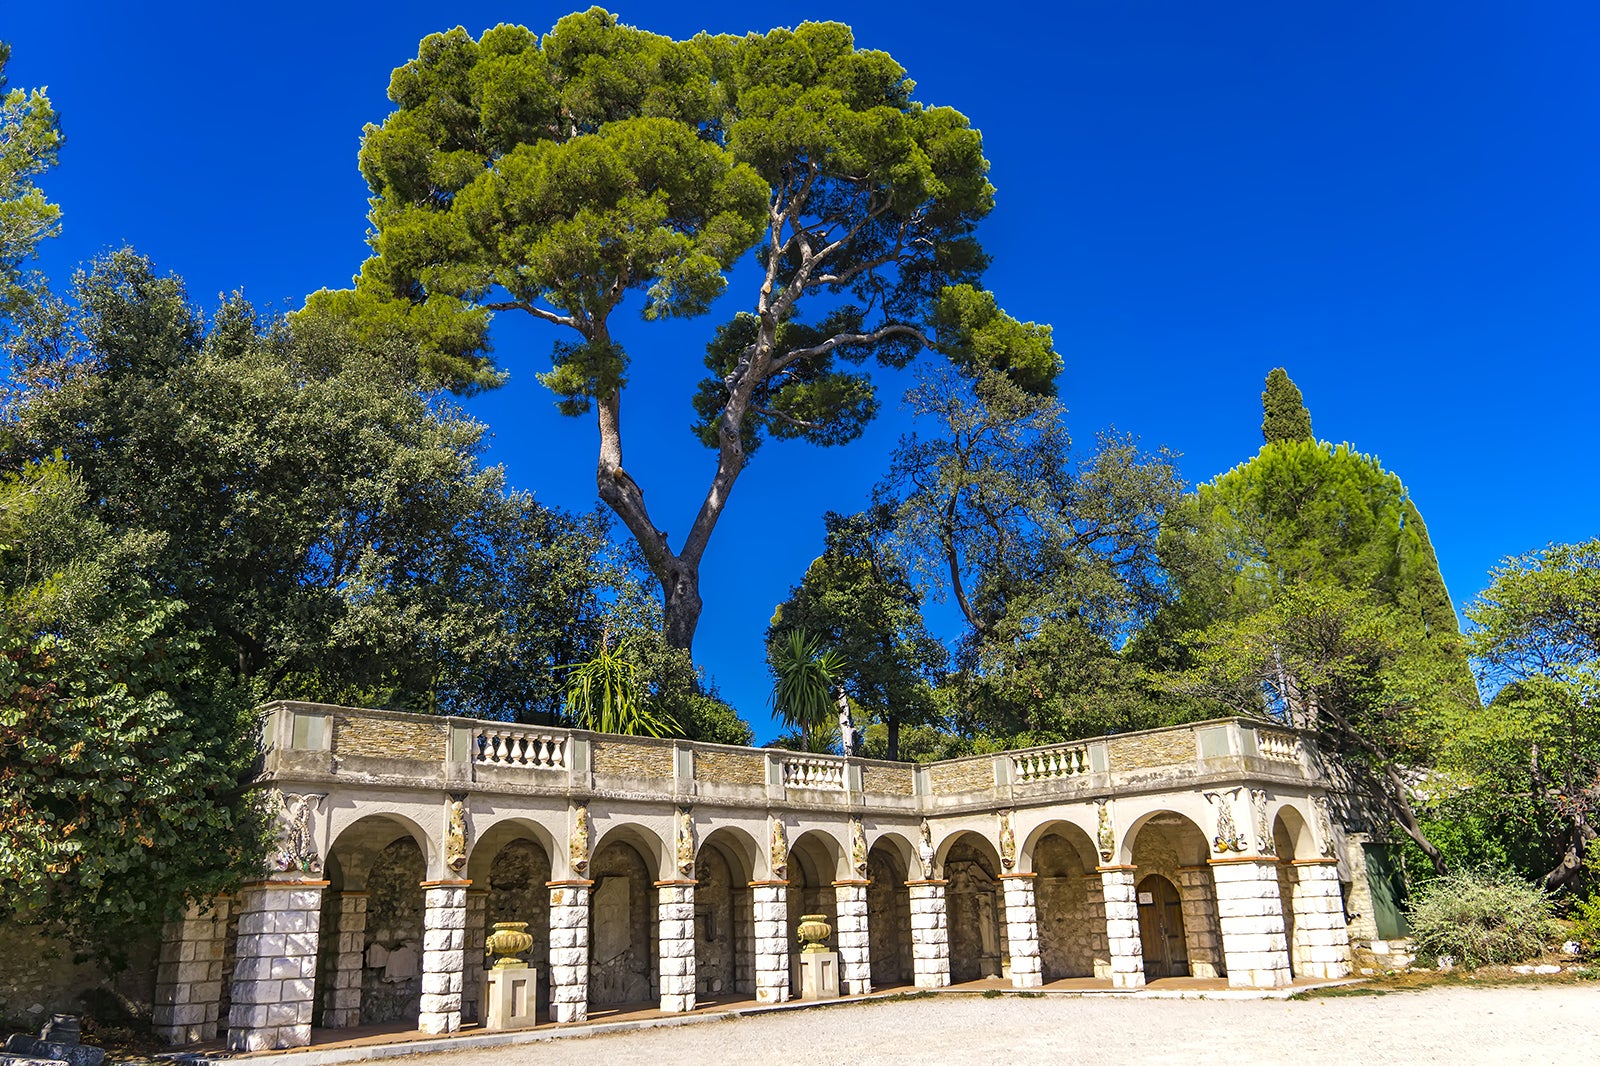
[{"xmin": 7, "ymin": 3, "xmax": 1597, "ymax": 738}]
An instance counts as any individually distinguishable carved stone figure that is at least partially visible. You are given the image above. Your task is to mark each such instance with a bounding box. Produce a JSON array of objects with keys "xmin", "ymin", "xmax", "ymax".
[
  {"xmin": 570, "ymin": 803, "xmax": 591, "ymax": 876},
  {"xmin": 850, "ymin": 816, "xmax": 868, "ymax": 878},
  {"xmin": 1251, "ymin": 789, "xmax": 1276, "ymax": 856},
  {"xmin": 445, "ymin": 797, "xmax": 468, "ymax": 872},
  {"xmin": 1313, "ymin": 795, "xmax": 1337, "ymax": 858},
  {"xmin": 1095, "ymin": 800, "xmax": 1115, "ymax": 864},
  {"xmin": 918, "ymin": 818, "xmax": 935, "ymax": 878},
  {"xmin": 676, "ymin": 806, "xmax": 696, "ymax": 877},
  {"xmin": 770, "ymin": 817, "xmax": 788, "ymax": 880},
  {"xmin": 998, "ymin": 809, "xmax": 1016, "ymax": 871},
  {"xmin": 272, "ymin": 791, "xmax": 324, "ymax": 874},
  {"xmin": 1207, "ymin": 789, "xmax": 1244, "ymax": 853}
]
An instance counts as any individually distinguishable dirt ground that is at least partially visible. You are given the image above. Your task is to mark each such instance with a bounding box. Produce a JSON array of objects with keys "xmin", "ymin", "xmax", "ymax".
[{"xmin": 400, "ymin": 985, "xmax": 1600, "ymax": 1066}]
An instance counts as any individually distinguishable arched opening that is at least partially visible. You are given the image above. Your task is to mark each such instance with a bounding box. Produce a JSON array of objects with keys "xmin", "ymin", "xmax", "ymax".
[
  {"xmin": 1137, "ymin": 874, "xmax": 1188, "ymax": 979},
  {"xmin": 942, "ymin": 832, "xmax": 1004, "ymax": 983},
  {"xmin": 465, "ymin": 820, "xmax": 556, "ymax": 1023},
  {"xmin": 695, "ymin": 828, "xmax": 758, "ymax": 1001},
  {"xmin": 1273, "ymin": 805, "xmax": 1317, "ymax": 978},
  {"xmin": 867, "ymin": 841, "xmax": 913, "ymax": 989},
  {"xmin": 1029, "ymin": 824, "xmax": 1106, "ymax": 980},
  {"xmin": 786, "ymin": 831, "xmax": 845, "ymax": 991},
  {"xmin": 588, "ymin": 834, "xmax": 658, "ymax": 1008},
  {"xmin": 1126, "ymin": 811, "xmax": 1223, "ymax": 980}
]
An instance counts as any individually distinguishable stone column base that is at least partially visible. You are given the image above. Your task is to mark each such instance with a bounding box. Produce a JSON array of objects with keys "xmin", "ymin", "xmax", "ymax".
[
  {"xmin": 657, "ymin": 880, "xmax": 696, "ymax": 1013},
  {"xmin": 227, "ymin": 880, "xmax": 326, "ymax": 1051},
  {"xmin": 1291, "ymin": 860, "xmax": 1352, "ymax": 979},
  {"xmin": 1098, "ymin": 866, "xmax": 1145, "ymax": 989},
  {"xmin": 833, "ymin": 880, "xmax": 872, "ymax": 995},
  {"xmin": 547, "ymin": 880, "xmax": 593, "ymax": 1023},
  {"xmin": 154, "ymin": 896, "xmax": 232, "ymax": 1045},
  {"xmin": 750, "ymin": 880, "xmax": 790, "ymax": 1004},
  {"xmin": 907, "ymin": 880, "xmax": 950, "ymax": 989},
  {"xmin": 1210, "ymin": 857, "xmax": 1293, "ymax": 988},
  {"xmin": 1000, "ymin": 874, "xmax": 1043, "ymax": 989}
]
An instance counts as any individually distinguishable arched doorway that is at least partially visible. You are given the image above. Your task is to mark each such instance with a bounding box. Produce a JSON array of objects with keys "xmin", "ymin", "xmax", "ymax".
[
  {"xmin": 867, "ymin": 841, "xmax": 912, "ymax": 988},
  {"xmin": 589, "ymin": 837, "xmax": 657, "ymax": 1007},
  {"xmin": 1030, "ymin": 825, "xmax": 1104, "ymax": 980},
  {"xmin": 1125, "ymin": 810, "xmax": 1224, "ymax": 980},
  {"xmin": 943, "ymin": 834, "xmax": 1003, "ymax": 983},
  {"xmin": 1137, "ymin": 875, "xmax": 1189, "ymax": 979},
  {"xmin": 694, "ymin": 829, "xmax": 757, "ymax": 1000},
  {"xmin": 786, "ymin": 831, "xmax": 845, "ymax": 992}
]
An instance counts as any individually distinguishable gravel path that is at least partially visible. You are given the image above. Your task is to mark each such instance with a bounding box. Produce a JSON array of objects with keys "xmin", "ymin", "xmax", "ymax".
[{"xmin": 407, "ymin": 987, "xmax": 1598, "ymax": 1066}]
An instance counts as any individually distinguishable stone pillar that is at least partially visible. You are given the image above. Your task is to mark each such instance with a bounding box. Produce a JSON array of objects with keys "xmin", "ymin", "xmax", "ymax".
[
  {"xmin": 657, "ymin": 880, "xmax": 697, "ymax": 1013},
  {"xmin": 227, "ymin": 880, "xmax": 325, "ymax": 1051},
  {"xmin": 462, "ymin": 888, "xmax": 488, "ymax": 1024},
  {"xmin": 833, "ymin": 880, "xmax": 871, "ymax": 995},
  {"xmin": 547, "ymin": 880, "xmax": 592, "ymax": 1023},
  {"xmin": 999, "ymin": 874, "xmax": 1042, "ymax": 989},
  {"xmin": 750, "ymin": 880, "xmax": 790, "ymax": 1004},
  {"xmin": 1098, "ymin": 866, "xmax": 1145, "ymax": 989},
  {"xmin": 1175, "ymin": 867, "xmax": 1224, "ymax": 980},
  {"xmin": 1210, "ymin": 857, "xmax": 1293, "ymax": 988},
  {"xmin": 1290, "ymin": 860, "xmax": 1352, "ymax": 979},
  {"xmin": 419, "ymin": 880, "xmax": 469, "ymax": 1034},
  {"xmin": 320, "ymin": 891, "xmax": 367, "ymax": 1029},
  {"xmin": 154, "ymin": 896, "xmax": 232, "ymax": 1044},
  {"xmin": 732, "ymin": 888, "xmax": 755, "ymax": 994},
  {"xmin": 907, "ymin": 880, "xmax": 950, "ymax": 989}
]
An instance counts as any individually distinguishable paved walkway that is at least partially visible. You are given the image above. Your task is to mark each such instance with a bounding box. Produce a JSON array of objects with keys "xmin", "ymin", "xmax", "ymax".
[{"xmin": 384, "ymin": 986, "xmax": 1597, "ymax": 1066}]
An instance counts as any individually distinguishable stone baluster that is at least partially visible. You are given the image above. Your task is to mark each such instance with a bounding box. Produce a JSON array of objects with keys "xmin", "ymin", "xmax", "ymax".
[
  {"xmin": 657, "ymin": 880, "xmax": 697, "ymax": 1012},
  {"xmin": 547, "ymin": 880, "xmax": 593, "ymax": 1022},
  {"xmin": 154, "ymin": 896, "xmax": 232, "ymax": 1045},
  {"xmin": 907, "ymin": 879, "xmax": 950, "ymax": 989},
  {"xmin": 320, "ymin": 891, "xmax": 367, "ymax": 1028},
  {"xmin": 1210, "ymin": 857, "xmax": 1293, "ymax": 987},
  {"xmin": 462, "ymin": 888, "xmax": 488, "ymax": 1023},
  {"xmin": 227, "ymin": 879, "xmax": 326, "ymax": 1051},
  {"xmin": 750, "ymin": 880, "xmax": 790, "ymax": 1004},
  {"xmin": 1289, "ymin": 859, "xmax": 1352, "ymax": 978},
  {"xmin": 999, "ymin": 873, "xmax": 1043, "ymax": 989},
  {"xmin": 419, "ymin": 880, "xmax": 469, "ymax": 1034},
  {"xmin": 1098, "ymin": 866, "xmax": 1145, "ymax": 989},
  {"xmin": 1174, "ymin": 867, "xmax": 1224, "ymax": 979},
  {"xmin": 833, "ymin": 880, "xmax": 871, "ymax": 995}
]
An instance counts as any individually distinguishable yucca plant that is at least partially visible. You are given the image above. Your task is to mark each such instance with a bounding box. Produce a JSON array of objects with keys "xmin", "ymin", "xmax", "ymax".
[
  {"xmin": 563, "ymin": 639, "xmax": 673, "ymax": 737},
  {"xmin": 771, "ymin": 629, "xmax": 851, "ymax": 753}
]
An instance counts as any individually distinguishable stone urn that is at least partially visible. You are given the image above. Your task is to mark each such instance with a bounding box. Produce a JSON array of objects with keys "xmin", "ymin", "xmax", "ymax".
[
  {"xmin": 796, "ymin": 914, "xmax": 832, "ymax": 954},
  {"xmin": 486, "ymin": 921, "xmax": 534, "ymax": 969}
]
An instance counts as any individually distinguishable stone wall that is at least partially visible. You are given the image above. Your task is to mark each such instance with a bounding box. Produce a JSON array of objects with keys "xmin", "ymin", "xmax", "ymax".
[
  {"xmin": 695, "ymin": 750, "xmax": 766, "ymax": 788},
  {"xmin": 861, "ymin": 764, "xmax": 915, "ymax": 796},
  {"xmin": 1107, "ymin": 730, "xmax": 1195, "ymax": 770},
  {"xmin": 928, "ymin": 758, "xmax": 992, "ymax": 796},
  {"xmin": 693, "ymin": 849, "xmax": 738, "ymax": 996},
  {"xmin": 588, "ymin": 842, "xmax": 653, "ymax": 1006},
  {"xmin": 485, "ymin": 841, "xmax": 552, "ymax": 1011},
  {"xmin": 592, "ymin": 741, "xmax": 674, "ymax": 780},
  {"xmin": 362, "ymin": 839, "xmax": 425, "ymax": 1024},
  {"xmin": 0, "ymin": 923, "xmax": 157, "ymax": 1029},
  {"xmin": 332, "ymin": 714, "xmax": 446, "ymax": 761},
  {"xmin": 945, "ymin": 841, "xmax": 1002, "ymax": 982},
  {"xmin": 867, "ymin": 850, "xmax": 912, "ymax": 987},
  {"xmin": 1032, "ymin": 834, "xmax": 1103, "ymax": 979}
]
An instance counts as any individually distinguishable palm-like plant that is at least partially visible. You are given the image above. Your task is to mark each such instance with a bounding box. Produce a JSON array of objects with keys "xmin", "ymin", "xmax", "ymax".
[
  {"xmin": 563, "ymin": 639, "xmax": 673, "ymax": 737},
  {"xmin": 770, "ymin": 629, "xmax": 851, "ymax": 753}
]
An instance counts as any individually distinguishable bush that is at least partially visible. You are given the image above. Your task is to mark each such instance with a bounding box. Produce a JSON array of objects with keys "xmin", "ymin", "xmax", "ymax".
[{"xmin": 1405, "ymin": 868, "xmax": 1559, "ymax": 968}]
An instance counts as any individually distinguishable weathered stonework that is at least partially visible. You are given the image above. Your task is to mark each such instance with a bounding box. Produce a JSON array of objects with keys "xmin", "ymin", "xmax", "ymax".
[
  {"xmin": 833, "ymin": 881, "xmax": 871, "ymax": 995},
  {"xmin": 332, "ymin": 713, "xmax": 446, "ymax": 761},
  {"xmin": 316, "ymin": 892, "xmax": 366, "ymax": 1028},
  {"xmin": 227, "ymin": 881, "xmax": 325, "ymax": 1051},
  {"xmin": 1174, "ymin": 867, "xmax": 1223, "ymax": 978},
  {"xmin": 418, "ymin": 882, "xmax": 467, "ymax": 1034},
  {"xmin": 154, "ymin": 897, "xmax": 232, "ymax": 1044},
  {"xmin": 1098, "ymin": 868, "xmax": 1145, "ymax": 989},
  {"xmin": 907, "ymin": 881, "xmax": 950, "ymax": 989},
  {"xmin": 656, "ymin": 881, "xmax": 696, "ymax": 1012},
  {"xmin": 861, "ymin": 763, "xmax": 915, "ymax": 796},
  {"xmin": 592, "ymin": 740, "xmax": 674, "ymax": 779},
  {"xmin": 1107, "ymin": 730, "xmax": 1196, "ymax": 771},
  {"xmin": 547, "ymin": 881, "xmax": 592, "ymax": 1023},
  {"xmin": 1289, "ymin": 861, "xmax": 1352, "ymax": 979},
  {"xmin": 928, "ymin": 758, "xmax": 993, "ymax": 795},
  {"xmin": 999, "ymin": 875, "xmax": 1042, "ymax": 989},
  {"xmin": 694, "ymin": 750, "xmax": 767, "ymax": 788},
  {"xmin": 1210, "ymin": 858, "xmax": 1293, "ymax": 988},
  {"xmin": 751, "ymin": 881, "xmax": 790, "ymax": 1004},
  {"xmin": 462, "ymin": 889, "xmax": 487, "ymax": 1023}
]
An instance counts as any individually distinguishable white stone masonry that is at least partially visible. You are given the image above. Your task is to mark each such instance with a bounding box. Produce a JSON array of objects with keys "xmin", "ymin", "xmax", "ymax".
[
  {"xmin": 1289, "ymin": 860, "xmax": 1352, "ymax": 978},
  {"xmin": 751, "ymin": 881, "xmax": 790, "ymax": 1004},
  {"xmin": 153, "ymin": 896, "xmax": 232, "ymax": 1045},
  {"xmin": 1098, "ymin": 867, "xmax": 1145, "ymax": 989},
  {"xmin": 833, "ymin": 881, "xmax": 872, "ymax": 995},
  {"xmin": 999, "ymin": 874, "xmax": 1042, "ymax": 989},
  {"xmin": 908, "ymin": 881, "xmax": 950, "ymax": 989},
  {"xmin": 548, "ymin": 881, "xmax": 592, "ymax": 1022},
  {"xmin": 1210, "ymin": 858, "xmax": 1293, "ymax": 988},
  {"xmin": 1174, "ymin": 867, "xmax": 1223, "ymax": 979},
  {"xmin": 462, "ymin": 889, "xmax": 488, "ymax": 1023},
  {"xmin": 227, "ymin": 881, "xmax": 325, "ymax": 1051},
  {"xmin": 658, "ymin": 881, "xmax": 697, "ymax": 1012},
  {"xmin": 419, "ymin": 882, "xmax": 468, "ymax": 1034},
  {"xmin": 320, "ymin": 891, "xmax": 367, "ymax": 1028}
]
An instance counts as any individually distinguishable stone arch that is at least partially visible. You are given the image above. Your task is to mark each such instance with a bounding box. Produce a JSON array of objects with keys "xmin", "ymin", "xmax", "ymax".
[
  {"xmin": 1124, "ymin": 810, "xmax": 1223, "ymax": 980},
  {"xmin": 940, "ymin": 830, "xmax": 1004, "ymax": 983},
  {"xmin": 786, "ymin": 829, "xmax": 846, "ymax": 988},
  {"xmin": 866, "ymin": 828, "xmax": 922, "ymax": 880},
  {"xmin": 324, "ymin": 812, "xmax": 433, "ymax": 891},
  {"xmin": 467, "ymin": 811, "xmax": 565, "ymax": 881},
  {"xmin": 697, "ymin": 827, "xmax": 760, "ymax": 999},
  {"xmin": 588, "ymin": 831, "xmax": 659, "ymax": 1007},
  {"xmin": 467, "ymin": 820, "xmax": 556, "ymax": 1022},
  {"xmin": 1027, "ymin": 821, "xmax": 1107, "ymax": 981},
  {"xmin": 1272, "ymin": 803, "xmax": 1318, "ymax": 978},
  {"xmin": 592, "ymin": 822, "xmax": 671, "ymax": 882},
  {"xmin": 866, "ymin": 840, "xmax": 913, "ymax": 988}
]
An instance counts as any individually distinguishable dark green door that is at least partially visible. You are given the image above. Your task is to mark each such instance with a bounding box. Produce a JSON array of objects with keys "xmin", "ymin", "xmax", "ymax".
[{"xmin": 1363, "ymin": 843, "xmax": 1410, "ymax": 940}]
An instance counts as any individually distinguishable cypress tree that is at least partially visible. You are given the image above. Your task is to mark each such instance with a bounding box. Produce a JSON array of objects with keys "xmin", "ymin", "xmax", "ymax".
[{"xmin": 1261, "ymin": 367, "xmax": 1314, "ymax": 443}]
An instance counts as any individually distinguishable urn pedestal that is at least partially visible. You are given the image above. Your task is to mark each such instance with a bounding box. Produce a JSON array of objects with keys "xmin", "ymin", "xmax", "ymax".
[
  {"xmin": 482, "ymin": 966, "xmax": 537, "ymax": 1030},
  {"xmin": 798, "ymin": 951, "xmax": 841, "ymax": 1000}
]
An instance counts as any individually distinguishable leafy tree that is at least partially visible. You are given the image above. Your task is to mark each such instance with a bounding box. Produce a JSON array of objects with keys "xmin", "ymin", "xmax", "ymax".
[
  {"xmin": 311, "ymin": 10, "xmax": 1060, "ymax": 652},
  {"xmin": 0, "ymin": 42, "xmax": 62, "ymax": 332},
  {"xmin": 1260, "ymin": 367, "xmax": 1312, "ymax": 444},
  {"xmin": 769, "ymin": 628, "xmax": 849, "ymax": 753},
  {"xmin": 768, "ymin": 508, "xmax": 944, "ymax": 759},
  {"xmin": 1462, "ymin": 539, "xmax": 1600, "ymax": 891}
]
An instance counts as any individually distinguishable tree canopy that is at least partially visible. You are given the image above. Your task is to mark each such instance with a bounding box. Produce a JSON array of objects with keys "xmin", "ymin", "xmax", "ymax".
[
  {"xmin": 0, "ymin": 41, "xmax": 61, "ymax": 333},
  {"xmin": 1260, "ymin": 366, "xmax": 1312, "ymax": 444}
]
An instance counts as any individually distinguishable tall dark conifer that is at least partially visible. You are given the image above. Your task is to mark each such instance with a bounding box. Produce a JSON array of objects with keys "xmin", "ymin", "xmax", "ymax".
[{"xmin": 1261, "ymin": 367, "xmax": 1313, "ymax": 443}]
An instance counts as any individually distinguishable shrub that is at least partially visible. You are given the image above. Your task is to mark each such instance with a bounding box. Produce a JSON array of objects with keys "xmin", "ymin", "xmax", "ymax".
[{"xmin": 1405, "ymin": 868, "xmax": 1558, "ymax": 968}]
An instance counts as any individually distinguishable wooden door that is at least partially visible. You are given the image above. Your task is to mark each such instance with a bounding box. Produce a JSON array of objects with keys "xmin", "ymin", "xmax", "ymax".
[{"xmin": 1136, "ymin": 875, "xmax": 1190, "ymax": 979}]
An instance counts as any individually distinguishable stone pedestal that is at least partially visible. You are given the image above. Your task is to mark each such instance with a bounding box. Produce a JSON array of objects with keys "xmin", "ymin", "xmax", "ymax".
[
  {"xmin": 999, "ymin": 874, "xmax": 1043, "ymax": 989},
  {"xmin": 657, "ymin": 880, "xmax": 696, "ymax": 1013},
  {"xmin": 1174, "ymin": 867, "xmax": 1224, "ymax": 979},
  {"xmin": 154, "ymin": 896, "xmax": 232, "ymax": 1045},
  {"xmin": 547, "ymin": 880, "xmax": 592, "ymax": 1023},
  {"xmin": 1290, "ymin": 860, "xmax": 1352, "ymax": 978},
  {"xmin": 750, "ymin": 881, "xmax": 790, "ymax": 1004},
  {"xmin": 227, "ymin": 880, "xmax": 326, "ymax": 1051},
  {"xmin": 798, "ymin": 950, "xmax": 841, "ymax": 1000},
  {"xmin": 419, "ymin": 881, "xmax": 469, "ymax": 1034},
  {"xmin": 1210, "ymin": 857, "xmax": 1293, "ymax": 988},
  {"xmin": 462, "ymin": 888, "xmax": 488, "ymax": 1024},
  {"xmin": 320, "ymin": 891, "xmax": 367, "ymax": 1028},
  {"xmin": 482, "ymin": 965, "xmax": 538, "ymax": 1030},
  {"xmin": 833, "ymin": 881, "xmax": 871, "ymax": 995},
  {"xmin": 1098, "ymin": 866, "xmax": 1145, "ymax": 989},
  {"xmin": 907, "ymin": 880, "xmax": 950, "ymax": 989}
]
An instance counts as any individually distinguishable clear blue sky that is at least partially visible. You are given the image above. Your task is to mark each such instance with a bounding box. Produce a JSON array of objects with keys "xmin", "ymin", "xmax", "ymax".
[{"xmin": 8, "ymin": 3, "xmax": 1597, "ymax": 739}]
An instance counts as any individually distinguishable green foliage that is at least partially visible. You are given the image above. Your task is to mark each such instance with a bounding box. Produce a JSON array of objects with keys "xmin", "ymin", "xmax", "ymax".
[
  {"xmin": 769, "ymin": 628, "xmax": 848, "ymax": 753},
  {"xmin": 0, "ymin": 42, "xmax": 62, "ymax": 332},
  {"xmin": 562, "ymin": 640, "xmax": 673, "ymax": 737},
  {"xmin": 1405, "ymin": 868, "xmax": 1558, "ymax": 968},
  {"xmin": 1260, "ymin": 367, "xmax": 1312, "ymax": 444}
]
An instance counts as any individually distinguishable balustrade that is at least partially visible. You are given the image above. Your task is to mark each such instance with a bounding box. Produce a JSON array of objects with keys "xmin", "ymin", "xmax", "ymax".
[
  {"xmin": 1012, "ymin": 744, "xmax": 1090, "ymax": 783},
  {"xmin": 783, "ymin": 756, "xmax": 846, "ymax": 791},
  {"xmin": 472, "ymin": 726, "xmax": 568, "ymax": 770},
  {"xmin": 1255, "ymin": 729, "xmax": 1302, "ymax": 764}
]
